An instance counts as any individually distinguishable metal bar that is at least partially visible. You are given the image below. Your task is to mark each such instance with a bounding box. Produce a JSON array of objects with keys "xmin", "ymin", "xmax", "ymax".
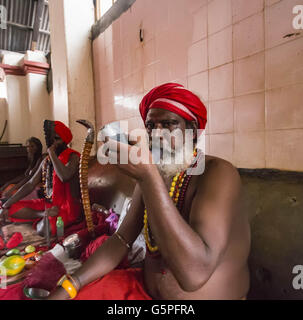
[
  {"xmin": 92, "ymin": 0, "xmax": 136, "ymax": 40},
  {"xmin": 6, "ymin": 21, "xmax": 32, "ymax": 30},
  {"xmin": 32, "ymin": 0, "xmax": 44, "ymax": 43},
  {"xmin": 18, "ymin": 0, "xmax": 24, "ymax": 24},
  {"xmin": 31, "ymin": 0, "xmax": 37, "ymax": 28},
  {"xmin": 39, "ymin": 29, "xmax": 50, "ymax": 35},
  {"xmin": 7, "ymin": 20, "xmax": 50, "ymax": 35},
  {"xmin": 27, "ymin": 0, "xmax": 33, "ymax": 27}
]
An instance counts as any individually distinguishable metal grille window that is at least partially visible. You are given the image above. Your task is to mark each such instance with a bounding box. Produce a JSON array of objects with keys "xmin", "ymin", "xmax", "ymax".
[{"xmin": 0, "ymin": 0, "xmax": 50, "ymax": 54}]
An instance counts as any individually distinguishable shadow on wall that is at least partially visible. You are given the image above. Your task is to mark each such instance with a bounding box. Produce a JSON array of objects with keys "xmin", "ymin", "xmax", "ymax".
[{"xmin": 239, "ymin": 169, "xmax": 303, "ymax": 300}]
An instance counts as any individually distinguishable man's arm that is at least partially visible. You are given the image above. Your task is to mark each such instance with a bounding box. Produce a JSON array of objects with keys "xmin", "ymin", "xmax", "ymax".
[
  {"xmin": 47, "ymin": 184, "xmax": 144, "ymax": 300},
  {"xmin": 48, "ymin": 149, "xmax": 79, "ymax": 183},
  {"xmin": 2, "ymin": 158, "xmax": 43, "ymax": 198},
  {"xmin": 139, "ymin": 159, "xmax": 241, "ymax": 292},
  {"xmin": 0, "ymin": 174, "xmax": 25, "ymax": 193},
  {"xmin": 2, "ymin": 160, "xmax": 43, "ymax": 209}
]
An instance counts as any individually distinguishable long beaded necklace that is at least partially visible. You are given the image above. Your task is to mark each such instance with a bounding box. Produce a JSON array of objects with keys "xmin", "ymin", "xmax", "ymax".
[
  {"xmin": 144, "ymin": 149, "xmax": 198, "ymax": 253},
  {"xmin": 42, "ymin": 156, "xmax": 53, "ymax": 200}
]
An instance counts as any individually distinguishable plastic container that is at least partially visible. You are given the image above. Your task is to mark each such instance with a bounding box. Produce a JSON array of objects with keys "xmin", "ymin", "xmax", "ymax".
[{"xmin": 56, "ymin": 216, "xmax": 64, "ymax": 240}]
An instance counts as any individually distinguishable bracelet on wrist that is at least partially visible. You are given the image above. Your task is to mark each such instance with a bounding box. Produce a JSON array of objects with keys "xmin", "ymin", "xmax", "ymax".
[{"xmin": 57, "ymin": 274, "xmax": 78, "ymax": 299}]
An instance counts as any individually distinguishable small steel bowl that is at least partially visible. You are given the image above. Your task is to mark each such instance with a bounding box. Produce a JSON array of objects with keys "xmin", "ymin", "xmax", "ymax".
[
  {"xmin": 63, "ymin": 233, "xmax": 80, "ymax": 247},
  {"xmin": 23, "ymin": 287, "xmax": 50, "ymax": 300},
  {"xmin": 63, "ymin": 233, "xmax": 82, "ymax": 259}
]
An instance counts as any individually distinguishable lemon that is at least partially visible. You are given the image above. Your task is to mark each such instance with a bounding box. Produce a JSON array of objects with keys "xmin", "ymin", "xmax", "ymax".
[{"xmin": 25, "ymin": 245, "xmax": 36, "ymax": 254}]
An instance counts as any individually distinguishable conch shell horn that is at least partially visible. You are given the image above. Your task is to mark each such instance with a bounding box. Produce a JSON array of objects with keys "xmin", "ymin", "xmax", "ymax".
[{"xmin": 77, "ymin": 119, "xmax": 95, "ymax": 237}]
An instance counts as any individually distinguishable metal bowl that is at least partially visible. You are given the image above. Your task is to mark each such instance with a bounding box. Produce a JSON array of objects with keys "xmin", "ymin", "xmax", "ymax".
[
  {"xmin": 23, "ymin": 287, "xmax": 50, "ymax": 300},
  {"xmin": 63, "ymin": 233, "xmax": 82, "ymax": 259},
  {"xmin": 63, "ymin": 233, "xmax": 80, "ymax": 247}
]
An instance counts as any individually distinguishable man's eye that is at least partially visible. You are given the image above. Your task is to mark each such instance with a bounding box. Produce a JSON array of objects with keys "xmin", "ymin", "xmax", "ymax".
[{"xmin": 163, "ymin": 121, "xmax": 177, "ymax": 128}]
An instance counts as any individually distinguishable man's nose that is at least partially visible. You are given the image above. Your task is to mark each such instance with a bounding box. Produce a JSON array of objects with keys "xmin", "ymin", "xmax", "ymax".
[
  {"xmin": 154, "ymin": 123, "xmax": 163, "ymax": 130},
  {"xmin": 153, "ymin": 127, "xmax": 164, "ymax": 139}
]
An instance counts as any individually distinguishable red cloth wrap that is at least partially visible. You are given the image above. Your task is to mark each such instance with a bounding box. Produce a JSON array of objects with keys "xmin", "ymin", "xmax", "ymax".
[
  {"xmin": 76, "ymin": 234, "xmax": 150, "ymax": 300},
  {"xmin": 23, "ymin": 252, "xmax": 66, "ymax": 292},
  {"xmin": 54, "ymin": 121, "xmax": 73, "ymax": 145},
  {"xmin": 139, "ymin": 82, "xmax": 207, "ymax": 129},
  {"xmin": 75, "ymin": 268, "xmax": 152, "ymax": 300},
  {"xmin": 8, "ymin": 148, "xmax": 81, "ymax": 235},
  {"xmin": 6, "ymin": 232, "xmax": 23, "ymax": 249}
]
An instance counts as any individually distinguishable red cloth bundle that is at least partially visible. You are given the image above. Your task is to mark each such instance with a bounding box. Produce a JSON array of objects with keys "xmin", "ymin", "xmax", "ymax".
[
  {"xmin": 6, "ymin": 232, "xmax": 23, "ymax": 249},
  {"xmin": 23, "ymin": 252, "xmax": 66, "ymax": 292}
]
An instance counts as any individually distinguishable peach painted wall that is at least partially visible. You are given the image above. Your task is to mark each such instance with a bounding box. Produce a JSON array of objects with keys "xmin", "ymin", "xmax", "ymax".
[
  {"xmin": 1, "ymin": 51, "xmax": 51, "ymax": 149},
  {"xmin": 92, "ymin": 0, "xmax": 303, "ymax": 171}
]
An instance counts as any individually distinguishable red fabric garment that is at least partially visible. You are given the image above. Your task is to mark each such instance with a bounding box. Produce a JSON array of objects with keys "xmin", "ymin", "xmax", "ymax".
[
  {"xmin": 139, "ymin": 82, "xmax": 207, "ymax": 129},
  {"xmin": 75, "ymin": 268, "xmax": 152, "ymax": 300},
  {"xmin": 23, "ymin": 252, "xmax": 66, "ymax": 292},
  {"xmin": 0, "ymin": 283, "xmax": 30, "ymax": 300},
  {"xmin": 76, "ymin": 234, "xmax": 148, "ymax": 300},
  {"xmin": 0, "ymin": 215, "xmax": 111, "ymax": 301},
  {"xmin": 8, "ymin": 148, "xmax": 81, "ymax": 235},
  {"xmin": 0, "ymin": 269, "xmax": 152, "ymax": 300},
  {"xmin": 54, "ymin": 121, "xmax": 73, "ymax": 144}
]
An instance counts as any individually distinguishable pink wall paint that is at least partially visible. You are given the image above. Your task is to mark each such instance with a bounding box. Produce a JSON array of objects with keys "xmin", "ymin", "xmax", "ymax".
[{"xmin": 92, "ymin": 0, "xmax": 303, "ymax": 171}]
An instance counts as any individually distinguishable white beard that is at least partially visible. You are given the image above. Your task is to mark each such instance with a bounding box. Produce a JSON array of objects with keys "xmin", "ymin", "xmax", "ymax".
[{"xmin": 155, "ymin": 142, "xmax": 195, "ymax": 179}]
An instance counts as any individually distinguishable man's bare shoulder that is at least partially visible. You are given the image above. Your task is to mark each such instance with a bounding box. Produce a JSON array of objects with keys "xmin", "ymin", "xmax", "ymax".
[
  {"xmin": 199, "ymin": 155, "xmax": 241, "ymax": 188},
  {"xmin": 204, "ymin": 155, "xmax": 238, "ymax": 171}
]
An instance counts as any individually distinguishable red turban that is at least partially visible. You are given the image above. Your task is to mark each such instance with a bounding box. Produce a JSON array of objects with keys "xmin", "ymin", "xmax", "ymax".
[
  {"xmin": 139, "ymin": 83, "xmax": 207, "ymax": 129},
  {"xmin": 54, "ymin": 121, "xmax": 73, "ymax": 144}
]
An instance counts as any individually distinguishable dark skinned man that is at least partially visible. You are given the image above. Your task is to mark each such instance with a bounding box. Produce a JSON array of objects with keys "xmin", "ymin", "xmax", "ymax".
[
  {"xmin": 48, "ymin": 83, "xmax": 251, "ymax": 300},
  {"xmin": 0, "ymin": 120, "xmax": 81, "ymax": 236}
]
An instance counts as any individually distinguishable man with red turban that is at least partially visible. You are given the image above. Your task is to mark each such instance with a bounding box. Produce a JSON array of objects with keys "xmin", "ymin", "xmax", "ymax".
[
  {"xmin": 48, "ymin": 83, "xmax": 250, "ymax": 301},
  {"xmin": 139, "ymin": 82, "xmax": 207, "ymax": 130},
  {"xmin": 0, "ymin": 120, "xmax": 81, "ymax": 237}
]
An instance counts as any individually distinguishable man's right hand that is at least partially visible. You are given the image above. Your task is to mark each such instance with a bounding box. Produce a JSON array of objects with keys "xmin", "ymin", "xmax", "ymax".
[{"xmin": 0, "ymin": 208, "xmax": 9, "ymax": 224}]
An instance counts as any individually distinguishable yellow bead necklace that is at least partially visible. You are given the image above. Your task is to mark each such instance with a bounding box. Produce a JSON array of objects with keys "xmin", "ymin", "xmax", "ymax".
[{"xmin": 144, "ymin": 149, "xmax": 197, "ymax": 253}]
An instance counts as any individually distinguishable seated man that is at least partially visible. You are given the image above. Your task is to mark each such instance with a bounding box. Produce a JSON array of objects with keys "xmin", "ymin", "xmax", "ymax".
[
  {"xmin": 48, "ymin": 83, "xmax": 251, "ymax": 300},
  {"xmin": 0, "ymin": 137, "xmax": 45, "ymax": 199},
  {"xmin": 0, "ymin": 121, "xmax": 81, "ymax": 236}
]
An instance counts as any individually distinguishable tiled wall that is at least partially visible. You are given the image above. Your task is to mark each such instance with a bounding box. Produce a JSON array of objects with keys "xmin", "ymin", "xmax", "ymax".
[{"xmin": 92, "ymin": 0, "xmax": 303, "ymax": 171}]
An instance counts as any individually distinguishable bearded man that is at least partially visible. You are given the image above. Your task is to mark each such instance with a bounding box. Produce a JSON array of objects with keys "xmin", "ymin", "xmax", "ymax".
[
  {"xmin": 0, "ymin": 120, "xmax": 81, "ymax": 236},
  {"xmin": 48, "ymin": 83, "xmax": 251, "ymax": 300}
]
